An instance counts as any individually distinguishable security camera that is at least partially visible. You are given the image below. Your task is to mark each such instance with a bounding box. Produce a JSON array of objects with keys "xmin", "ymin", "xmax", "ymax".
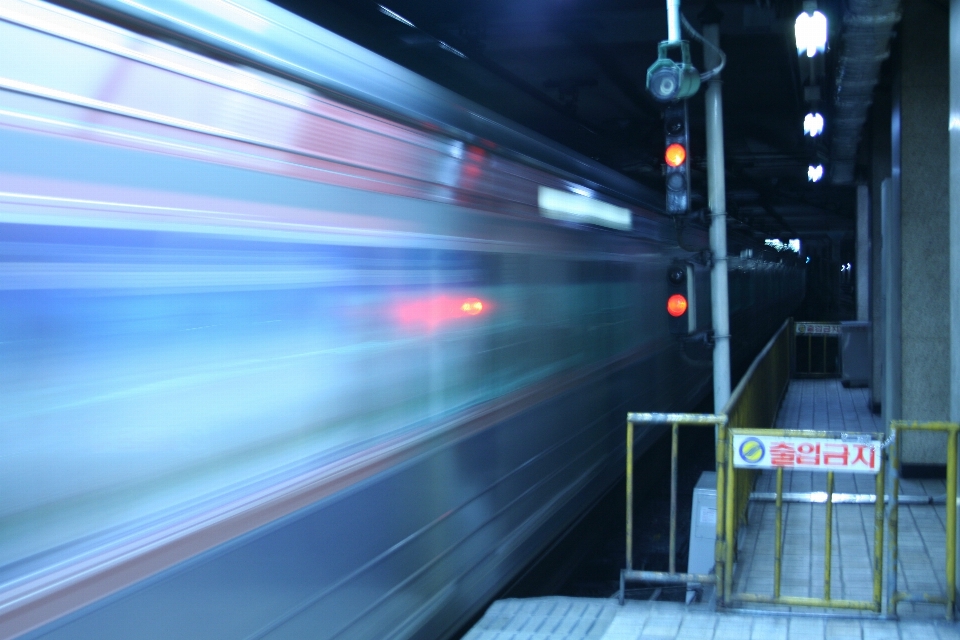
[{"xmin": 646, "ymin": 41, "xmax": 701, "ymax": 102}]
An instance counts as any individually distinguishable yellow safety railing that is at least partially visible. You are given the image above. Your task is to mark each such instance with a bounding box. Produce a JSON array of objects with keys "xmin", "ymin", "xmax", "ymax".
[
  {"xmin": 718, "ymin": 318, "xmax": 792, "ymax": 606},
  {"xmin": 793, "ymin": 322, "xmax": 841, "ymax": 377},
  {"xmin": 619, "ymin": 412, "xmax": 727, "ymax": 604},
  {"xmin": 620, "ymin": 316, "xmax": 959, "ymax": 618},
  {"xmin": 724, "ymin": 428, "xmax": 886, "ymax": 612},
  {"xmin": 888, "ymin": 420, "xmax": 959, "ymax": 620},
  {"xmin": 618, "ymin": 318, "xmax": 792, "ymax": 605}
]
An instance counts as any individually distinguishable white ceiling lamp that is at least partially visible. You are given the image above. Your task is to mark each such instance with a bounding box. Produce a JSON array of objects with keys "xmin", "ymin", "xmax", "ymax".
[
  {"xmin": 795, "ymin": 7, "xmax": 828, "ymax": 58},
  {"xmin": 804, "ymin": 112, "xmax": 824, "ymax": 137},
  {"xmin": 378, "ymin": 5, "xmax": 415, "ymax": 28},
  {"xmin": 807, "ymin": 164, "xmax": 824, "ymax": 182}
]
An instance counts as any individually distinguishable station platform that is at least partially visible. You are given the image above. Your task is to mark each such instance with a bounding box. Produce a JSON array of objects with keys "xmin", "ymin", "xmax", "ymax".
[{"xmin": 462, "ymin": 379, "xmax": 959, "ymax": 639}]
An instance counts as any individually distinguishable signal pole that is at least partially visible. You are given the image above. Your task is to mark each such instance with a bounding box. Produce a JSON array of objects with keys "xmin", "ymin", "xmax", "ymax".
[{"xmin": 701, "ymin": 5, "xmax": 731, "ymax": 413}]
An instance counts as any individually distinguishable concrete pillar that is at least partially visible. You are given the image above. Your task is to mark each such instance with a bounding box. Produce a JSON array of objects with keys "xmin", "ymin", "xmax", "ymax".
[
  {"xmin": 951, "ymin": 0, "xmax": 960, "ymax": 429},
  {"xmin": 857, "ymin": 185, "xmax": 870, "ymax": 322},
  {"xmin": 898, "ymin": 0, "xmax": 951, "ymax": 466},
  {"xmin": 950, "ymin": 0, "xmax": 960, "ymax": 601},
  {"xmin": 871, "ymin": 89, "xmax": 891, "ymax": 414}
]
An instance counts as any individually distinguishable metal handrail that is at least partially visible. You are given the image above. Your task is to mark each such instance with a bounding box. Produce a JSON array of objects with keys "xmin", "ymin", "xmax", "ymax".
[
  {"xmin": 619, "ymin": 413, "xmax": 727, "ymax": 605},
  {"xmin": 725, "ymin": 427, "xmax": 886, "ymax": 612},
  {"xmin": 618, "ymin": 319, "xmax": 793, "ymax": 606},
  {"xmin": 888, "ymin": 420, "xmax": 959, "ymax": 620}
]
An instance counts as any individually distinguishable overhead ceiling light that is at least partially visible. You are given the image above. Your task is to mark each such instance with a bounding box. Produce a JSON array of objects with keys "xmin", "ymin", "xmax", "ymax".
[
  {"xmin": 438, "ymin": 41, "xmax": 467, "ymax": 58},
  {"xmin": 795, "ymin": 10, "xmax": 827, "ymax": 57},
  {"xmin": 378, "ymin": 5, "xmax": 415, "ymax": 28},
  {"xmin": 807, "ymin": 164, "xmax": 824, "ymax": 182},
  {"xmin": 804, "ymin": 112, "xmax": 824, "ymax": 137}
]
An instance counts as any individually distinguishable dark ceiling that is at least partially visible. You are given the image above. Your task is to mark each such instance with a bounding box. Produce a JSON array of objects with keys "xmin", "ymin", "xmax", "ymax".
[{"xmin": 272, "ymin": 0, "xmax": 862, "ymax": 241}]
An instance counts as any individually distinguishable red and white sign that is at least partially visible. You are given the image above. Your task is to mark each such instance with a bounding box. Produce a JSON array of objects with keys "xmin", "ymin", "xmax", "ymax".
[
  {"xmin": 795, "ymin": 322, "xmax": 841, "ymax": 335},
  {"xmin": 732, "ymin": 434, "xmax": 880, "ymax": 474}
]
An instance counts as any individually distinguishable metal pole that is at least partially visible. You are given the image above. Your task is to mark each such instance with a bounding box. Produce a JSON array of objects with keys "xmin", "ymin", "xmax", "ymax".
[
  {"xmin": 774, "ymin": 466, "xmax": 783, "ymax": 599},
  {"xmin": 724, "ymin": 441, "xmax": 736, "ymax": 600},
  {"xmin": 666, "ymin": 0, "xmax": 681, "ymax": 42},
  {"xmin": 873, "ymin": 455, "xmax": 885, "ymax": 612},
  {"xmin": 669, "ymin": 422, "xmax": 679, "ymax": 574},
  {"xmin": 825, "ymin": 471, "xmax": 834, "ymax": 600},
  {"xmin": 715, "ymin": 420, "xmax": 728, "ymax": 605},
  {"xmin": 946, "ymin": 427, "xmax": 957, "ymax": 620},
  {"xmin": 626, "ymin": 420, "xmax": 634, "ymax": 572},
  {"xmin": 702, "ymin": 19, "xmax": 731, "ymax": 414},
  {"xmin": 888, "ymin": 425, "xmax": 901, "ymax": 616}
]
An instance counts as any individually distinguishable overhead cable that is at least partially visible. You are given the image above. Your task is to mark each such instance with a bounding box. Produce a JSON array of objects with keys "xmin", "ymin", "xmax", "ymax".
[{"xmin": 680, "ymin": 13, "xmax": 726, "ymax": 81}]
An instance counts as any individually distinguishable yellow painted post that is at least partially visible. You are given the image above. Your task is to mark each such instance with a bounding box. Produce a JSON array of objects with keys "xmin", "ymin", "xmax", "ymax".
[
  {"xmin": 669, "ymin": 422, "xmax": 679, "ymax": 575},
  {"xmin": 825, "ymin": 470, "xmax": 834, "ymax": 600},
  {"xmin": 715, "ymin": 420, "xmax": 728, "ymax": 605},
  {"xmin": 888, "ymin": 426, "xmax": 901, "ymax": 616},
  {"xmin": 873, "ymin": 456, "xmax": 885, "ymax": 612},
  {"xmin": 626, "ymin": 420, "xmax": 634, "ymax": 571},
  {"xmin": 946, "ymin": 427, "xmax": 957, "ymax": 620},
  {"xmin": 724, "ymin": 438, "xmax": 736, "ymax": 601},
  {"xmin": 774, "ymin": 466, "xmax": 783, "ymax": 599}
]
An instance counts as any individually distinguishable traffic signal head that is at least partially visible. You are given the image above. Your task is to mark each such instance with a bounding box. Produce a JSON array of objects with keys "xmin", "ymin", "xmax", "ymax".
[
  {"xmin": 646, "ymin": 41, "xmax": 702, "ymax": 103},
  {"xmin": 663, "ymin": 103, "xmax": 689, "ymax": 215},
  {"xmin": 666, "ymin": 262, "xmax": 697, "ymax": 335}
]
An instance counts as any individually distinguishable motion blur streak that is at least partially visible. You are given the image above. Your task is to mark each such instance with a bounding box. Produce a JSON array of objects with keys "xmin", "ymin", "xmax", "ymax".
[
  {"xmin": 0, "ymin": 1, "xmax": 803, "ymax": 638},
  {"xmin": 394, "ymin": 296, "xmax": 488, "ymax": 328}
]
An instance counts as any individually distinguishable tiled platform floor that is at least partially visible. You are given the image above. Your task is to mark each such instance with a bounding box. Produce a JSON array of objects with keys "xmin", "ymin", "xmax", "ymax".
[
  {"xmin": 462, "ymin": 380, "xmax": 958, "ymax": 639},
  {"xmin": 463, "ymin": 597, "xmax": 960, "ymax": 640}
]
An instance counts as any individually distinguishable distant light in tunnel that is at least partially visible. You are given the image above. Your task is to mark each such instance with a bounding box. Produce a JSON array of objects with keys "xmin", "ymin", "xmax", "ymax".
[
  {"xmin": 804, "ymin": 112, "xmax": 824, "ymax": 137},
  {"xmin": 807, "ymin": 164, "xmax": 824, "ymax": 182},
  {"xmin": 795, "ymin": 10, "xmax": 828, "ymax": 57},
  {"xmin": 378, "ymin": 5, "xmax": 415, "ymax": 28},
  {"xmin": 764, "ymin": 239, "xmax": 801, "ymax": 254}
]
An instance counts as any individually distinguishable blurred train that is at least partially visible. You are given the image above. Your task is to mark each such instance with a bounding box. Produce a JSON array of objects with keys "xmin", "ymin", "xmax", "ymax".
[{"xmin": 0, "ymin": 1, "xmax": 803, "ymax": 638}]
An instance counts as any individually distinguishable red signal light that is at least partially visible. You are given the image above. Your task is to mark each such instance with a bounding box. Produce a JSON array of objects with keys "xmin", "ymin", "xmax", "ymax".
[
  {"xmin": 667, "ymin": 294, "xmax": 688, "ymax": 317},
  {"xmin": 665, "ymin": 143, "xmax": 686, "ymax": 168},
  {"xmin": 461, "ymin": 298, "xmax": 483, "ymax": 315},
  {"xmin": 395, "ymin": 295, "xmax": 488, "ymax": 329}
]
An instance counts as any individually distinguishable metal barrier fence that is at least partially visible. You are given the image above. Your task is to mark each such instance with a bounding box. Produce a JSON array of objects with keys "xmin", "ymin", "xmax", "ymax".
[
  {"xmin": 794, "ymin": 321, "xmax": 840, "ymax": 377},
  {"xmin": 725, "ymin": 428, "xmax": 886, "ymax": 612},
  {"xmin": 619, "ymin": 412, "xmax": 727, "ymax": 604},
  {"xmin": 889, "ymin": 420, "xmax": 959, "ymax": 620},
  {"xmin": 619, "ymin": 319, "xmax": 960, "ymax": 619},
  {"xmin": 619, "ymin": 318, "xmax": 792, "ymax": 604},
  {"xmin": 722, "ymin": 317, "xmax": 793, "ymax": 568}
]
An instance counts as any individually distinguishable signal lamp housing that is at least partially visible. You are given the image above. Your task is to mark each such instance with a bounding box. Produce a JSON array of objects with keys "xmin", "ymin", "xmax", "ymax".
[
  {"xmin": 663, "ymin": 103, "xmax": 690, "ymax": 215},
  {"xmin": 666, "ymin": 263, "xmax": 697, "ymax": 336}
]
